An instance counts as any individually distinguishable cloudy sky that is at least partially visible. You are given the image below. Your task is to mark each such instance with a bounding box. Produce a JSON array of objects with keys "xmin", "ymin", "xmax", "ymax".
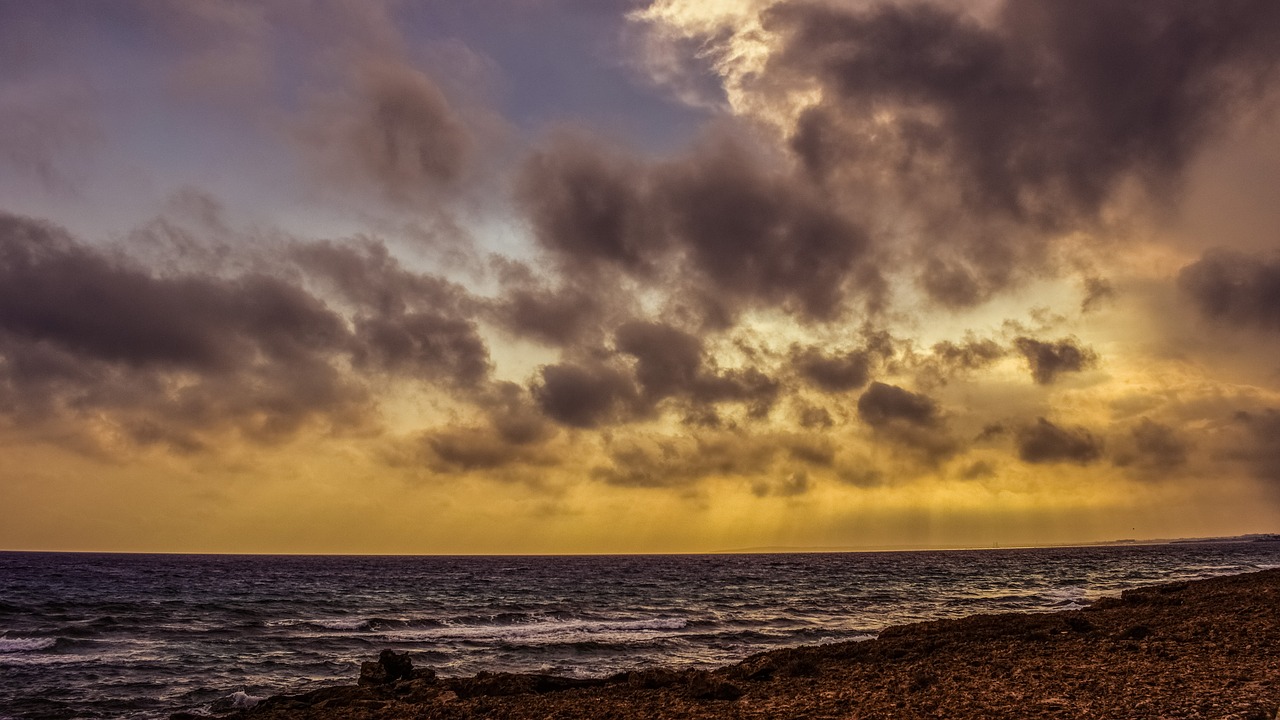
[{"xmin": 3, "ymin": 0, "xmax": 1280, "ymax": 553}]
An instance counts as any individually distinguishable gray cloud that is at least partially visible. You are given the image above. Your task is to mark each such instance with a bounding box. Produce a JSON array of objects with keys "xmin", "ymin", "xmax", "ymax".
[
  {"xmin": 615, "ymin": 320, "xmax": 704, "ymax": 401},
  {"xmin": 1230, "ymin": 409, "xmax": 1280, "ymax": 483},
  {"xmin": 351, "ymin": 312, "xmax": 491, "ymax": 387},
  {"xmin": 1016, "ymin": 417, "xmax": 1103, "ymax": 464},
  {"xmin": 856, "ymin": 382, "xmax": 939, "ymax": 428},
  {"xmin": 490, "ymin": 284, "xmax": 603, "ymax": 347},
  {"xmin": 517, "ymin": 129, "xmax": 877, "ymax": 324},
  {"xmin": 769, "ymin": 0, "xmax": 1280, "ymax": 222},
  {"xmin": 653, "ymin": 134, "xmax": 873, "ymax": 320},
  {"xmin": 1013, "ymin": 336, "xmax": 1097, "ymax": 384},
  {"xmin": 518, "ymin": 135, "xmax": 658, "ymax": 276},
  {"xmin": 792, "ymin": 345, "xmax": 871, "ymax": 392},
  {"xmin": 532, "ymin": 361, "xmax": 638, "ymax": 429},
  {"xmin": 1081, "ymin": 276, "xmax": 1115, "ymax": 313},
  {"xmin": 1179, "ymin": 250, "xmax": 1280, "ymax": 331},
  {"xmin": 931, "ymin": 338, "xmax": 1006, "ymax": 372},
  {"xmin": 299, "ymin": 59, "xmax": 473, "ymax": 206},
  {"xmin": 762, "ymin": 0, "xmax": 1280, "ymax": 306},
  {"xmin": 856, "ymin": 381, "xmax": 955, "ymax": 463},
  {"xmin": 1112, "ymin": 418, "xmax": 1189, "ymax": 476},
  {"xmin": 0, "ymin": 213, "xmax": 372, "ymax": 449}
]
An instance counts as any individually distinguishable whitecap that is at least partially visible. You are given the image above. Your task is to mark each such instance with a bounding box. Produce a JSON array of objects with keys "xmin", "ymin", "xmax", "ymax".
[
  {"xmin": 227, "ymin": 690, "xmax": 264, "ymax": 709},
  {"xmin": 0, "ymin": 637, "xmax": 56, "ymax": 653},
  {"xmin": 383, "ymin": 616, "xmax": 689, "ymax": 645}
]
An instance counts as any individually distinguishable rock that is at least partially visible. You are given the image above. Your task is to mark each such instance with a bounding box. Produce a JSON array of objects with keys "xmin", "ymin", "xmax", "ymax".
[
  {"xmin": 378, "ymin": 650, "xmax": 414, "ymax": 682},
  {"xmin": 358, "ymin": 660, "xmax": 387, "ymax": 686},
  {"xmin": 359, "ymin": 650, "xmax": 414, "ymax": 686},
  {"xmin": 686, "ymin": 670, "xmax": 743, "ymax": 701},
  {"xmin": 1063, "ymin": 613, "xmax": 1095, "ymax": 633}
]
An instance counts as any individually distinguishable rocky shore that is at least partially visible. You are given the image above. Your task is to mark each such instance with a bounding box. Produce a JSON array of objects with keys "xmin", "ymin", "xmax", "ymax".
[{"xmin": 178, "ymin": 569, "xmax": 1280, "ymax": 719}]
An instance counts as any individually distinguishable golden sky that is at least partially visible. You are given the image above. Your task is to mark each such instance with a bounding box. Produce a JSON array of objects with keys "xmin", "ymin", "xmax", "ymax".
[{"xmin": 2, "ymin": 0, "xmax": 1280, "ymax": 553}]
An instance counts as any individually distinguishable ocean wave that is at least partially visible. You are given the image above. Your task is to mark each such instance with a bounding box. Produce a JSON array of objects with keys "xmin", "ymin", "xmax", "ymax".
[
  {"xmin": 224, "ymin": 690, "xmax": 264, "ymax": 710},
  {"xmin": 382, "ymin": 616, "xmax": 689, "ymax": 644},
  {"xmin": 0, "ymin": 637, "xmax": 56, "ymax": 653},
  {"xmin": 270, "ymin": 616, "xmax": 448, "ymax": 633}
]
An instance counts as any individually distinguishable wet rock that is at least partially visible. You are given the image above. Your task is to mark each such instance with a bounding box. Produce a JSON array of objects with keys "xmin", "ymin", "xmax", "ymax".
[
  {"xmin": 359, "ymin": 650, "xmax": 413, "ymax": 686},
  {"xmin": 379, "ymin": 650, "xmax": 413, "ymax": 682}
]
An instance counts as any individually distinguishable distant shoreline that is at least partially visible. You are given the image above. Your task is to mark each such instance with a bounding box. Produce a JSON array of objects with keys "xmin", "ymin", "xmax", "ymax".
[
  {"xmin": 207, "ymin": 567, "xmax": 1280, "ymax": 720},
  {"xmin": 7, "ymin": 533, "xmax": 1279, "ymax": 557}
]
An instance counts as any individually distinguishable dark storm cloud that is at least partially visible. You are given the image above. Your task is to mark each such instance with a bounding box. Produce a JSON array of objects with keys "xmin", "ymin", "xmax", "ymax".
[
  {"xmin": 762, "ymin": 0, "xmax": 1280, "ymax": 306},
  {"xmin": 767, "ymin": 0, "xmax": 1280, "ymax": 221},
  {"xmin": 1113, "ymin": 418, "xmax": 1189, "ymax": 475},
  {"xmin": 687, "ymin": 367, "xmax": 781, "ymax": 419},
  {"xmin": 293, "ymin": 238, "xmax": 473, "ymax": 317},
  {"xmin": 1016, "ymin": 418, "xmax": 1103, "ymax": 464},
  {"xmin": 0, "ymin": 213, "xmax": 371, "ymax": 448},
  {"xmin": 1178, "ymin": 250, "xmax": 1280, "ymax": 331},
  {"xmin": 1013, "ymin": 336, "xmax": 1097, "ymax": 385},
  {"xmin": 517, "ymin": 135, "xmax": 657, "ymax": 275},
  {"xmin": 856, "ymin": 382, "xmax": 939, "ymax": 428},
  {"xmin": 795, "ymin": 403, "xmax": 834, "ymax": 429},
  {"xmin": 532, "ymin": 361, "xmax": 638, "ymax": 429},
  {"xmin": 483, "ymin": 382, "xmax": 558, "ymax": 447},
  {"xmin": 293, "ymin": 238, "xmax": 493, "ymax": 387},
  {"xmin": 490, "ymin": 285, "xmax": 602, "ymax": 347},
  {"xmin": 792, "ymin": 345, "xmax": 871, "ymax": 392},
  {"xmin": 610, "ymin": 320, "xmax": 780, "ymax": 419},
  {"xmin": 934, "ymin": 338, "xmax": 1005, "ymax": 371},
  {"xmin": 518, "ymin": 130, "xmax": 876, "ymax": 323},
  {"xmin": 654, "ymin": 135, "xmax": 872, "ymax": 320},
  {"xmin": 0, "ymin": 214, "xmax": 344, "ymax": 371},
  {"xmin": 614, "ymin": 320, "xmax": 704, "ymax": 400},
  {"xmin": 401, "ymin": 381, "xmax": 558, "ymax": 475},
  {"xmin": 591, "ymin": 432, "xmax": 782, "ymax": 489},
  {"xmin": 856, "ymin": 382, "xmax": 956, "ymax": 462},
  {"xmin": 351, "ymin": 312, "xmax": 491, "ymax": 387}
]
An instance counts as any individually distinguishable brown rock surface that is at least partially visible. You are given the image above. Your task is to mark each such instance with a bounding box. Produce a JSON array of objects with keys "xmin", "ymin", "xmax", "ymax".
[{"xmin": 213, "ymin": 569, "xmax": 1280, "ymax": 720}]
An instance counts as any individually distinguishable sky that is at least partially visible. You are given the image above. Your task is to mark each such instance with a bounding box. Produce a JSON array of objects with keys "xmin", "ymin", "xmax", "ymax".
[{"xmin": 3, "ymin": 0, "xmax": 1280, "ymax": 554}]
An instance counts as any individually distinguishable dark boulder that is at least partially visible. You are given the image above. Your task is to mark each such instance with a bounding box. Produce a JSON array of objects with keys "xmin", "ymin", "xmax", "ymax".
[{"xmin": 359, "ymin": 650, "xmax": 414, "ymax": 686}]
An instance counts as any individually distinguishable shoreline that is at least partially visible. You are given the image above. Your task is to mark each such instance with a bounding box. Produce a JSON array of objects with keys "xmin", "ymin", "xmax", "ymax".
[{"xmin": 183, "ymin": 568, "xmax": 1280, "ymax": 720}]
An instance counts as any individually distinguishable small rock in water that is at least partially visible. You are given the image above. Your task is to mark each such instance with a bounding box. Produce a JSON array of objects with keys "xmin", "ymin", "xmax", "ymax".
[
  {"xmin": 359, "ymin": 649, "xmax": 414, "ymax": 685},
  {"xmin": 379, "ymin": 650, "xmax": 414, "ymax": 682}
]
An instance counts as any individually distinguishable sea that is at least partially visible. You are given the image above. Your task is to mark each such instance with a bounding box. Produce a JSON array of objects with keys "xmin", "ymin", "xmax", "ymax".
[{"xmin": 2, "ymin": 542, "xmax": 1279, "ymax": 719}]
